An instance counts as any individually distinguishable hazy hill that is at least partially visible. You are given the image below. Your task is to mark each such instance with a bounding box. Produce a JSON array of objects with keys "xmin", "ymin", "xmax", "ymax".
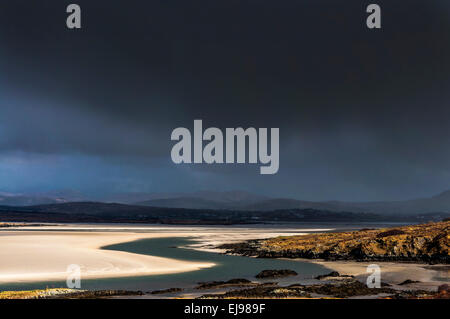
[
  {"xmin": 135, "ymin": 190, "xmax": 450, "ymax": 215},
  {"xmin": 0, "ymin": 194, "xmax": 65, "ymax": 206},
  {"xmin": 0, "ymin": 190, "xmax": 267, "ymax": 207},
  {"xmin": 244, "ymin": 190, "xmax": 450, "ymax": 215},
  {"xmin": 136, "ymin": 197, "xmax": 230, "ymax": 210},
  {"xmin": 0, "ymin": 190, "xmax": 86, "ymax": 206},
  {"xmin": 136, "ymin": 191, "xmax": 269, "ymax": 209}
]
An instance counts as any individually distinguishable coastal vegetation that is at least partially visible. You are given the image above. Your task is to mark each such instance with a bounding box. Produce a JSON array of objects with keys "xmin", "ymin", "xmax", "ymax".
[{"xmin": 220, "ymin": 221, "xmax": 449, "ymax": 263}]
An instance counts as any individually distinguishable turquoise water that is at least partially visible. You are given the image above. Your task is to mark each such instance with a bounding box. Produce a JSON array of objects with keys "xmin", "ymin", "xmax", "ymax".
[{"xmin": 0, "ymin": 237, "xmax": 329, "ymax": 292}]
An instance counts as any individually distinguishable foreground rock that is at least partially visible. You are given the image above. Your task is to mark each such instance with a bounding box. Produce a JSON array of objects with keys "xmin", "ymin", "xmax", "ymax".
[
  {"xmin": 315, "ymin": 271, "xmax": 354, "ymax": 280},
  {"xmin": 199, "ymin": 280, "xmax": 448, "ymax": 299},
  {"xmin": 45, "ymin": 290, "xmax": 144, "ymax": 299},
  {"xmin": 150, "ymin": 288, "xmax": 183, "ymax": 295},
  {"xmin": 220, "ymin": 221, "xmax": 449, "ymax": 263},
  {"xmin": 255, "ymin": 269, "xmax": 298, "ymax": 279},
  {"xmin": 398, "ymin": 279, "xmax": 421, "ymax": 286},
  {"xmin": 0, "ymin": 289, "xmax": 143, "ymax": 299},
  {"xmin": 297, "ymin": 281, "xmax": 396, "ymax": 298},
  {"xmin": 196, "ymin": 278, "xmax": 257, "ymax": 290},
  {"xmin": 198, "ymin": 283, "xmax": 307, "ymax": 299}
]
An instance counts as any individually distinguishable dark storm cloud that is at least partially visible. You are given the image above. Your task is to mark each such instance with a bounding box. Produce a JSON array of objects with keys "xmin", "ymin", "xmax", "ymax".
[{"xmin": 0, "ymin": 0, "xmax": 450, "ymax": 200}]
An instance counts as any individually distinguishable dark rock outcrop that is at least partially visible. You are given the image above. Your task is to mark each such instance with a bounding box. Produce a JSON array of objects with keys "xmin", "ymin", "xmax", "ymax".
[
  {"xmin": 255, "ymin": 269, "xmax": 298, "ymax": 279},
  {"xmin": 376, "ymin": 229, "xmax": 406, "ymax": 238},
  {"xmin": 302, "ymin": 281, "xmax": 396, "ymax": 298},
  {"xmin": 314, "ymin": 271, "xmax": 354, "ymax": 280},
  {"xmin": 150, "ymin": 288, "xmax": 183, "ymax": 295},
  {"xmin": 196, "ymin": 278, "xmax": 254, "ymax": 290},
  {"xmin": 315, "ymin": 271, "xmax": 340, "ymax": 279},
  {"xmin": 398, "ymin": 279, "xmax": 421, "ymax": 286}
]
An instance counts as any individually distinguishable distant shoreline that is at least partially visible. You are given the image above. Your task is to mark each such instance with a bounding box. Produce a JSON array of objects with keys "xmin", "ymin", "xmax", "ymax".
[{"xmin": 1, "ymin": 201, "xmax": 447, "ymax": 226}]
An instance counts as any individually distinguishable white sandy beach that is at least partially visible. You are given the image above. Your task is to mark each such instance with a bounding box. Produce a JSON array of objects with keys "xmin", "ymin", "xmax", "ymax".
[
  {"xmin": 0, "ymin": 224, "xmax": 311, "ymax": 284},
  {"xmin": 0, "ymin": 230, "xmax": 215, "ymax": 283}
]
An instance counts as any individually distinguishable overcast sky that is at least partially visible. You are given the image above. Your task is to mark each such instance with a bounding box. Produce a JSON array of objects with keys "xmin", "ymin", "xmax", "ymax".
[{"xmin": 0, "ymin": 0, "xmax": 450, "ymax": 201}]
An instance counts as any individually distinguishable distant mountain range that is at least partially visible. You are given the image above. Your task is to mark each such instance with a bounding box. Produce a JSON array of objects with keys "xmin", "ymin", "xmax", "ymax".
[
  {"xmin": 0, "ymin": 202, "xmax": 447, "ymax": 225},
  {"xmin": 0, "ymin": 190, "xmax": 268, "ymax": 209},
  {"xmin": 242, "ymin": 190, "xmax": 450, "ymax": 215},
  {"xmin": 0, "ymin": 190, "xmax": 89, "ymax": 206},
  {"xmin": 1, "ymin": 190, "xmax": 450, "ymax": 216},
  {"xmin": 133, "ymin": 190, "xmax": 450, "ymax": 215},
  {"xmin": 135, "ymin": 191, "xmax": 269, "ymax": 210},
  {"xmin": 0, "ymin": 192, "xmax": 66, "ymax": 206}
]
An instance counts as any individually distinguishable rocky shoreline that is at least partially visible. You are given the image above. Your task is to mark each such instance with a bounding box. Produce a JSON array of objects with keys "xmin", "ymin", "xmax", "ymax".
[
  {"xmin": 198, "ymin": 280, "xmax": 449, "ymax": 299},
  {"xmin": 0, "ymin": 289, "xmax": 144, "ymax": 299},
  {"xmin": 2, "ymin": 269, "xmax": 448, "ymax": 299},
  {"xmin": 195, "ymin": 270, "xmax": 449, "ymax": 299},
  {"xmin": 219, "ymin": 221, "xmax": 449, "ymax": 264},
  {"xmin": 0, "ymin": 222, "xmax": 47, "ymax": 228}
]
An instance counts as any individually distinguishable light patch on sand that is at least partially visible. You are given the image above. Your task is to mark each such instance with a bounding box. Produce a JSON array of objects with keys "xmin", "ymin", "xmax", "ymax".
[{"xmin": 0, "ymin": 231, "xmax": 213, "ymax": 283}]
